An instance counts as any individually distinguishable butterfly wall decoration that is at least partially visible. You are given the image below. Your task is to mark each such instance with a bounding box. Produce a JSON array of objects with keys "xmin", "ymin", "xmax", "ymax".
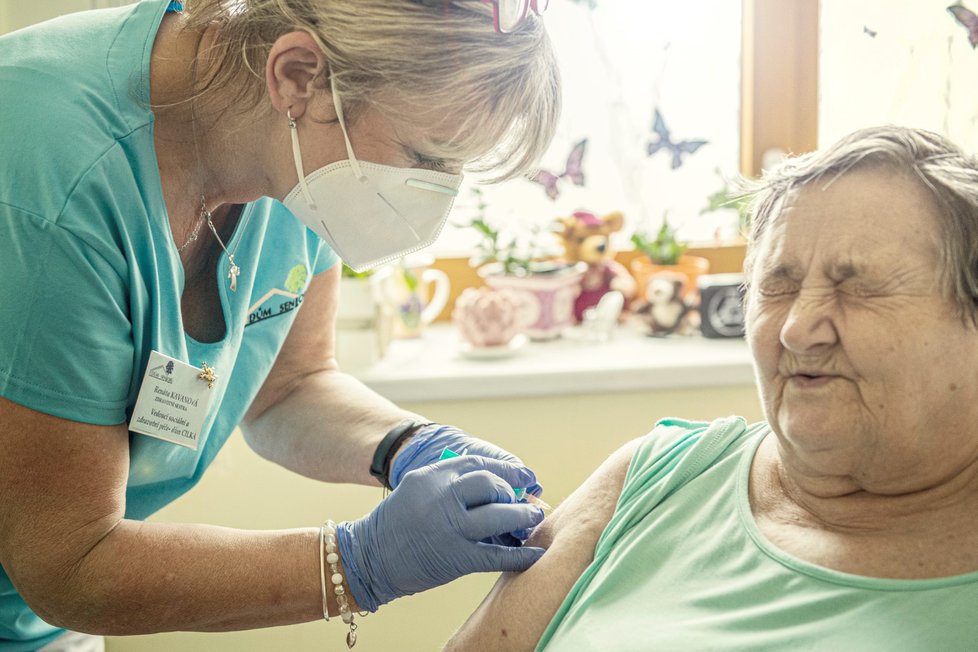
[
  {"xmin": 647, "ymin": 108, "xmax": 708, "ymax": 169},
  {"xmin": 949, "ymin": 4, "xmax": 978, "ymax": 48},
  {"xmin": 530, "ymin": 138, "xmax": 587, "ymax": 200}
]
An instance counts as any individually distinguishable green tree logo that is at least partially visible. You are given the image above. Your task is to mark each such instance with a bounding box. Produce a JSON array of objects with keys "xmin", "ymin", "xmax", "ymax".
[{"xmin": 285, "ymin": 265, "xmax": 308, "ymax": 294}]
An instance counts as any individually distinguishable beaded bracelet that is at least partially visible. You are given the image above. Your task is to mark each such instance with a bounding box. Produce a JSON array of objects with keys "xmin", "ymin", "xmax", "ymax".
[{"xmin": 322, "ymin": 520, "xmax": 360, "ymax": 648}]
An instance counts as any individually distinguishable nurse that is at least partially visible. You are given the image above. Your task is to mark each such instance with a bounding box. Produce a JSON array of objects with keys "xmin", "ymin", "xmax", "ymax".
[{"xmin": 0, "ymin": 0, "xmax": 558, "ymax": 650}]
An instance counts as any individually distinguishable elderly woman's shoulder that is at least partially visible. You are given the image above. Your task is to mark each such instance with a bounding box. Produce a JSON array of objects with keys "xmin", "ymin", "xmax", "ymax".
[
  {"xmin": 527, "ymin": 437, "xmax": 644, "ymax": 551},
  {"xmin": 530, "ymin": 417, "xmax": 763, "ymax": 550}
]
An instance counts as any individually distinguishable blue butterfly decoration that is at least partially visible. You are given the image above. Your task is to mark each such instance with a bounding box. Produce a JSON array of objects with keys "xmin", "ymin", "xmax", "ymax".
[
  {"xmin": 647, "ymin": 109, "xmax": 708, "ymax": 169},
  {"xmin": 949, "ymin": 4, "xmax": 978, "ymax": 48}
]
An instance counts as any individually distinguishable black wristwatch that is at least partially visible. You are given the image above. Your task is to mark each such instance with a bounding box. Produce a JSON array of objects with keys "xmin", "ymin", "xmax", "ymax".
[{"xmin": 369, "ymin": 420, "xmax": 433, "ymax": 490}]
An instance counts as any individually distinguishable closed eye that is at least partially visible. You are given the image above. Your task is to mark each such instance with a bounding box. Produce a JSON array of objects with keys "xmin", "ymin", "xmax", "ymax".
[
  {"xmin": 754, "ymin": 263, "xmax": 801, "ymax": 297},
  {"xmin": 756, "ymin": 281, "xmax": 799, "ymax": 297},
  {"xmin": 412, "ymin": 152, "xmax": 454, "ymax": 173},
  {"xmin": 836, "ymin": 277, "xmax": 894, "ymax": 298}
]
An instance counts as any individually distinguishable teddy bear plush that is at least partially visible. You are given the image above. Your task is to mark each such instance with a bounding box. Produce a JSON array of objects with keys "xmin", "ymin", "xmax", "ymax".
[{"xmin": 558, "ymin": 210, "xmax": 637, "ymax": 322}]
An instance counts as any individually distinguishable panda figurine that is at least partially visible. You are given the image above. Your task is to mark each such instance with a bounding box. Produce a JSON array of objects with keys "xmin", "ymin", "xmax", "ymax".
[{"xmin": 633, "ymin": 271, "xmax": 698, "ymax": 336}]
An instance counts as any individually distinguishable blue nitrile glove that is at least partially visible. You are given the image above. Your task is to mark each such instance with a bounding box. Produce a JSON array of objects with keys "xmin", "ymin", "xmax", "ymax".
[
  {"xmin": 390, "ymin": 424, "xmax": 544, "ymax": 546},
  {"xmin": 337, "ymin": 455, "xmax": 547, "ymax": 612}
]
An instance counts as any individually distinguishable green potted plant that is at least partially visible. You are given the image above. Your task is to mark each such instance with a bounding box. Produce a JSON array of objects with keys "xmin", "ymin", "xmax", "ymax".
[
  {"xmin": 631, "ymin": 221, "xmax": 688, "ymax": 266},
  {"xmin": 701, "ymin": 170, "xmax": 753, "ymax": 238},
  {"xmin": 461, "ymin": 188, "xmax": 584, "ymax": 340},
  {"xmin": 463, "ymin": 188, "xmax": 562, "ymax": 275},
  {"xmin": 629, "ymin": 215, "xmax": 710, "ymax": 301}
]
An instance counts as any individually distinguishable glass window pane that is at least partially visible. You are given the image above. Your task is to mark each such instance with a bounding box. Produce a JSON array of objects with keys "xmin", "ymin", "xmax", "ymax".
[
  {"xmin": 820, "ymin": 0, "xmax": 978, "ymax": 147},
  {"xmin": 433, "ymin": 0, "xmax": 743, "ymax": 256}
]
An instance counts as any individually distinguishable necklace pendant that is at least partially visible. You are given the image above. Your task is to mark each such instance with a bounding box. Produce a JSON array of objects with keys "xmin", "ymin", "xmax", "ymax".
[
  {"xmin": 228, "ymin": 257, "xmax": 240, "ymax": 292},
  {"xmin": 202, "ymin": 200, "xmax": 251, "ymax": 292}
]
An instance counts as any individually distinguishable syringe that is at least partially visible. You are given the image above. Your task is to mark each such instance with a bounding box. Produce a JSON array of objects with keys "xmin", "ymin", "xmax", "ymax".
[{"xmin": 439, "ymin": 447, "xmax": 552, "ymax": 509}]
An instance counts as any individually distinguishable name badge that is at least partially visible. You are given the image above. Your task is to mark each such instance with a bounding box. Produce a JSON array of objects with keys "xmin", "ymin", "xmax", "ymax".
[{"xmin": 129, "ymin": 351, "xmax": 217, "ymax": 450}]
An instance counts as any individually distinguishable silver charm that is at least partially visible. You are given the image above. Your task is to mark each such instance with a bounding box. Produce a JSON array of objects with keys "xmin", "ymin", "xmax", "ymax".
[
  {"xmin": 227, "ymin": 256, "xmax": 240, "ymax": 292},
  {"xmin": 204, "ymin": 199, "xmax": 250, "ymax": 293}
]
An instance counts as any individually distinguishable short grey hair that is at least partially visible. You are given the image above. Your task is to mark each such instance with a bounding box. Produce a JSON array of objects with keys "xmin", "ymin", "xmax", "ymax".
[
  {"xmin": 183, "ymin": 0, "xmax": 561, "ymax": 181},
  {"xmin": 741, "ymin": 125, "xmax": 978, "ymax": 322}
]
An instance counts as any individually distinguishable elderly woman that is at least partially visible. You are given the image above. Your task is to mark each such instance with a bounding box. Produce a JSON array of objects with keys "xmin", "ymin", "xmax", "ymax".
[
  {"xmin": 0, "ymin": 1, "xmax": 558, "ymax": 650},
  {"xmin": 446, "ymin": 125, "xmax": 978, "ymax": 651}
]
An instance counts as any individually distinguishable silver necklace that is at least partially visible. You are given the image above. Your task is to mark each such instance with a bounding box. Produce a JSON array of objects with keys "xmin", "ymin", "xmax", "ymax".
[
  {"xmin": 201, "ymin": 196, "xmax": 250, "ymax": 292},
  {"xmin": 177, "ymin": 211, "xmax": 204, "ymax": 252}
]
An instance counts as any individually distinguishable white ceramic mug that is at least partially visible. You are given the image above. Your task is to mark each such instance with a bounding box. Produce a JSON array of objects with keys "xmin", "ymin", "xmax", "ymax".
[{"xmin": 386, "ymin": 254, "xmax": 451, "ymax": 338}]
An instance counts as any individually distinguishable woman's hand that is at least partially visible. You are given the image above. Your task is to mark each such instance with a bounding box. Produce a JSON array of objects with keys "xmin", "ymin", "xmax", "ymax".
[
  {"xmin": 390, "ymin": 425, "xmax": 542, "ymax": 496},
  {"xmin": 389, "ymin": 424, "xmax": 545, "ymax": 546},
  {"xmin": 337, "ymin": 455, "xmax": 547, "ymax": 612}
]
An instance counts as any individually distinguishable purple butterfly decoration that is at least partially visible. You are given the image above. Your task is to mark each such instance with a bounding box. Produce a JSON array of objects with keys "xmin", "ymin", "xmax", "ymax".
[
  {"xmin": 531, "ymin": 138, "xmax": 587, "ymax": 200},
  {"xmin": 647, "ymin": 109, "xmax": 708, "ymax": 169},
  {"xmin": 949, "ymin": 4, "xmax": 978, "ymax": 48}
]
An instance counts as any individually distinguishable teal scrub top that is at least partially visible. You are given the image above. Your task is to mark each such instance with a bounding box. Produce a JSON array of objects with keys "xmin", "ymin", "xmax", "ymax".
[
  {"xmin": 0, "ymin": 1, "xmax": 338, "ymax": 648},
  {"xmin": 538, "ymin": 417, "xmax": 978, "ymax": 650}
]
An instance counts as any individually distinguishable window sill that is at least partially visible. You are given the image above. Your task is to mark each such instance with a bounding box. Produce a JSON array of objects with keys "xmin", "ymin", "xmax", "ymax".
[
  {"xmin": 426, "ymin": 243, "xmax": 747, "ymax": 323},
  {"xmin": 353, "ymin": 323, "xmax": 755, "ymax": 403}
]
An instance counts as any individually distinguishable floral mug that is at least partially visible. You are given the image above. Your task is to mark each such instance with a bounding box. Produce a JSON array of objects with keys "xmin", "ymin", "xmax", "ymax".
[{"xmin": 383, "ymin": 253, "xmax": 451, "ymax": 338}]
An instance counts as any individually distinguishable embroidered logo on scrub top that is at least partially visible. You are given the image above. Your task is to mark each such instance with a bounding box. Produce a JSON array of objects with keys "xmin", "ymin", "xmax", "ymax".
[{"xmin": 246, "ymin": 264, "xmax": 309, "ymax": 327}]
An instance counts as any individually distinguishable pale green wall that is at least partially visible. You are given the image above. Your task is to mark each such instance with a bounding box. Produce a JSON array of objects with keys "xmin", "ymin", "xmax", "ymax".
[
  {"xmin": 106, "ymin": 385, "xmax": 763, "ymax": 652},
  {"xmin": 1, "ymin": 1, "xmax": 90, "ymax": 34}
]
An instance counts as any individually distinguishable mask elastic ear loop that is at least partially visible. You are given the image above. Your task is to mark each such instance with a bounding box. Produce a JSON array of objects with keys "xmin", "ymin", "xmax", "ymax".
[
  {"xmin": 329, "ymin": 75, "xmax": 367, "ymax": 183},
  {"xmin": 288, "ymin": 110, "xmax": 318, "ymax": 210}
]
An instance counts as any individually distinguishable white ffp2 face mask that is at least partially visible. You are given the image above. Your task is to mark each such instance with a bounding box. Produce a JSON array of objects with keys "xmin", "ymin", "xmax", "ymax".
[{"xmin": 282, "ymin": 79, "xmax": 462, "ymax": 273}]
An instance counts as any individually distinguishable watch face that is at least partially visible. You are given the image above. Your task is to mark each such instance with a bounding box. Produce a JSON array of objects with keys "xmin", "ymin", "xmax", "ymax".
[{"xmin": 705, "ymin": 286, "xmax": 745, "ymax": 337}]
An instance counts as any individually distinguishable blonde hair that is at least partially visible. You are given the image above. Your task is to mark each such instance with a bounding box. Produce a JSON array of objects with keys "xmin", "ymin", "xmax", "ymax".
[
  {"xmin": 740, "ymin": 125, "xmax": 978, "ymax": 323},
  {"xmin": 183, "ymin": 0, "xmax": 560, "ymax": 181}
]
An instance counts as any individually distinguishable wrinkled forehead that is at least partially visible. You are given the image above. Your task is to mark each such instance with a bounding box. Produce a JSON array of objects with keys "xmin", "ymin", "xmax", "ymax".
[{"xmin": 753, "ymin": 167, "xmax": 943, "ymax": 276}]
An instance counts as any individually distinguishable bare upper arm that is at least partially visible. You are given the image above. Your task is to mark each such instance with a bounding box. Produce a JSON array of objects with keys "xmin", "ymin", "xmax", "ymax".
[
  {"xmin": 444, "ymin": 437, "xmax": 645, "ymax": 652},
  {"xmin": 0, "ymin": 396, "xmax": 129, "ymax": 623}
]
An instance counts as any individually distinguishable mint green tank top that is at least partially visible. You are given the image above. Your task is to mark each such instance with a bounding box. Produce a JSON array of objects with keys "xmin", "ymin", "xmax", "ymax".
[{"xmin": 538, "ymin": 417, "xmax": 978, "ymax": 650}]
